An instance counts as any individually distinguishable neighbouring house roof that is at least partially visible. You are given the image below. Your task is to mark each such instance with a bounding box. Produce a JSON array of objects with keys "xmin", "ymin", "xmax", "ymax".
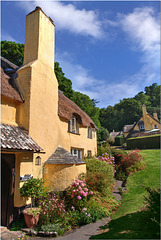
[
  {"xmin": 58, "ymin": 90, "xmax": 97, "ymax": 129},
  {"xmin": 1, "ymin": 57, "xmax": 97, "ymax": 129},
  {"xmin": 0, "ymin": 124, "xmax": 42, "ymax": 152},
  {"xmin": 45, "ymin": 146, "xmax": 85, "ymax": 165},
  {"xmin": 128, "ymin": 129, "xmax": 161, "ymax": 138},
  {"xmin": 123, "ymin": 124, "xmax": 135, "ymax": 133},
  {"xmin": 110, "ymin": 131, "xmax": 122, "ymax": 138}
]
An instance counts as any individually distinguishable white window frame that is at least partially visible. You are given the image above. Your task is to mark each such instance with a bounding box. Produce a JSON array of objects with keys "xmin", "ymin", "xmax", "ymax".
[
  {"xmin": 71, "ymin": 149, "xmax": 82, "ymax": 159},
  {"xmin": 139, "ymin": 124, "xmax": 145, "ymax": 130}
]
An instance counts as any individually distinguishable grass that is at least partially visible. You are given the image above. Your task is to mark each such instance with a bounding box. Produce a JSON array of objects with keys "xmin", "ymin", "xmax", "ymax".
[{"xmin": 90, "ymin": 149, "xmax": 160, "ymax": 239}]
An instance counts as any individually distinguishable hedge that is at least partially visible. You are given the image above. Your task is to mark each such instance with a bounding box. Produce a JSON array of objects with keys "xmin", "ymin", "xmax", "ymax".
[
  {"xmin": 114, "ymin": 136, "xmax": 124, "ymax": 146},
  {"xmin": 126, "ymin": 134, "xmax": 160, "ymax": 150}
]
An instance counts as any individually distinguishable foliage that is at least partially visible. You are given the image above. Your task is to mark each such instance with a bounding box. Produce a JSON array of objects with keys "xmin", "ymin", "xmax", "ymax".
[
  {"xmin": 10, "ymin": 217, "xmax": 26, "ymax": 231},
  {"xmin": 19, "ymin": 178, "xmax": 47, "ymax": 208},
  {"xmin": 97, "ymin": 126, "xmax": 110, "ymax": 142},
  {"xmin": 114, "ymin": 136, "xmax": 124, "ymax": 146},
  {"xmin": 115, "ymin": 150, "xmax": 146, "ymax": 180},
  {"xmin": 54, "ymin": 62, "xmax": 74, "ymax": 99},
  {"xmin": 84, "ymin": 157, "xmax": 114, "ymax": 196},
  {"xmin": 65, "ymin": 179, "xmax": 93, "ymax": 211},
  {"xmin": 39, "ymin": 193, "xmax": 66, "ymax": 226},
  {"xmin": 27, "ymin": 207, "xmax": 41, "ymax": 217},
  {"xmin": 97, "ymin": 142, "xmax": 111, "ymax": 156},
  {"xmin": 40, "ymin": 223, "xmax": 63, "ymax": 235},
  {"xmin": 85, "ymin": 172, "xmax": 113, "ymax": 196},
  {"xmin": 144, "ymin": 187, "xmax": 160, "ymax": 234},
  {"xmin": 110, "ymin": 148, "xmax": 127, "ymax": 164},
  {"xmin": 97, "ymin": 153, "xmax": 115, "ymax": 173},
  {"xmin": 71, "ymin": 91, "xmax": 101, "ymax": 128},
  {"xmin": 1, "ymin": 40, "xmax": 24, "ymax": 66},
  {"xmin": 126, "ymin": 134, "xmax": 160, "ymax": 150}
]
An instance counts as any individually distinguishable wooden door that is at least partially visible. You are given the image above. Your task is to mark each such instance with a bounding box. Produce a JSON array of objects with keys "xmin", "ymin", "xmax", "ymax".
[{"xmin": 1, "ymin": 154, "xmax": 15, "ymax": 226}]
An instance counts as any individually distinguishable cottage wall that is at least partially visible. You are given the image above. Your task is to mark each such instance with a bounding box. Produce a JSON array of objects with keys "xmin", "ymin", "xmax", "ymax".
[{"xmin": 1, "ymin": 96, "xmax": 19, "ymax": 126}]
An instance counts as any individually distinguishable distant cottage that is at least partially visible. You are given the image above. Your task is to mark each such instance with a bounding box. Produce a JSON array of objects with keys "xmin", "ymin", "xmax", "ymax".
[
  {"xmin": 123, "ymin": 104, "xmax": 160, "ymax": 138},
  {"xmin": 1, "ymin": 7, "xmax": 97, "ymax": 226}
]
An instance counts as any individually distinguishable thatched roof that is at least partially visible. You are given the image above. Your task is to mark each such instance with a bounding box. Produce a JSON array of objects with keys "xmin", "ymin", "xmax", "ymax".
[{"xmin": 58, "ymin": 91, "xmax": 97, "ymax": 128}]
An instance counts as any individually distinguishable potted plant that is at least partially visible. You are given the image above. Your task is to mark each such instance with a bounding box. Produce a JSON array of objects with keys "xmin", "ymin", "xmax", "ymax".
[{"xmin": 19, "ymin": 177, "xmax": 47, "ymax": 228}]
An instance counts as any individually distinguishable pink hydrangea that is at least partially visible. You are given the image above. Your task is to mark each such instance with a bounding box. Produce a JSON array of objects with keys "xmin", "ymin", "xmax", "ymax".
[
  {"xmin": 84, "ymin": 187, "xmax": 88, "ymax": 192},
  {"xmin": 77, "ymin": 196, "xmax": 82, "ymax": 200}
]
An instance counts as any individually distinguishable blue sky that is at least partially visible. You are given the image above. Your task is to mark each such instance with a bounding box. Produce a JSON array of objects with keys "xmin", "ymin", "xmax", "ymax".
[{"xmin": 1, "ymin": 1, "xmax": 160, "ymax": 108}]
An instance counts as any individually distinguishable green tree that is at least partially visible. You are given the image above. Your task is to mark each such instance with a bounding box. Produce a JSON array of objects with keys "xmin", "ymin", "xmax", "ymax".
[
  {"xmin": 71, "ymin": 91, "xmax": 101, "ymax": 128},
  {"xmin": 97, "ymin": 126, "xmax": 110, "ymax": 142},
  {"xmin": 1, "ymin": 40, "xmax": 24, "ymax": 66},
  {"xmin": 54, "ymin": 62, "xmax": 74, "ymax": 98}
]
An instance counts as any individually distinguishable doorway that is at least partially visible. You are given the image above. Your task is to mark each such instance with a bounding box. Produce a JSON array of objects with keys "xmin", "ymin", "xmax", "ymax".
[{"xmin": 1, "ymin": 153, "xmax": 15, "ymax": 226}]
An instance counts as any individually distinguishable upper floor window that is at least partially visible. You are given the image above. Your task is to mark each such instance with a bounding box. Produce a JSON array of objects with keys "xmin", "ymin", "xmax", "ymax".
[
  {"xmin": 68, "ymin": 116, "xmax": 79, "ymax": 134},
  {"xmin": 87, "ymin": 127, "xmax": 95, "ymax": 139},
  {"xmin": 154, "ymin": 124, "xmax": 157, "ymax": 129},
  {"xmin": 139, "ymin": 121, "xmax": 145, "ymax": 131}
]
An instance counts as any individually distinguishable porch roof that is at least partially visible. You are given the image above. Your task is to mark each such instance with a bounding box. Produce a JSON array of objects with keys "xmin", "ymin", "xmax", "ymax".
[
  {"xmin": 45, "ymin": 146, "xmax": 85, "ymax": 165},
  {"xmin": 0, "ymin": 124, "xmax": 42, "ymax": 152}
]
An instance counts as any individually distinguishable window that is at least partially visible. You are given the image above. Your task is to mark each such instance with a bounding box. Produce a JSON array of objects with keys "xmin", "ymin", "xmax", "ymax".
[
  {"xmin": 71, "ymin": 149, "xmax": 82, "ymax": 159},
  {"xmin": 154, "ymin": 124, "xmax": 157, "ymax": 129},
  {"xmin": 87, "ymin": 150, "xmax": 92, "ymax": 158},
  {"xmin": 68, "ymin": 116, "xmax": 79, "ymax": 134},
  {"xmin": 138, "ymin": 121, "xmax": 145, "ymax": 131},
  {"xmin": 87, "ymin": 127, "xmax": 95, "ymax": 139}
]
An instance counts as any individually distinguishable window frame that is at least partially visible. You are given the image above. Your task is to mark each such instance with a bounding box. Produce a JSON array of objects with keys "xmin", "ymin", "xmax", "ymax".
[
  {"xmin": 68, "ymin": 116, "xmax": 79, "ymax": 134},
  {"xmin": 71, "ymin": 148, "xmax": 82, "ymax": 160}
]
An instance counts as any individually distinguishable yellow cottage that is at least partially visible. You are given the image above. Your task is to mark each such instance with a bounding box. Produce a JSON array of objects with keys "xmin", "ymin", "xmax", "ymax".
[
  {"xmin": 123, "ymin": 104, "xmax": 160, "ymax": 138},
  {"xmin": 1, "ymin": 7, "xmax": 97, "ymax": 226}
]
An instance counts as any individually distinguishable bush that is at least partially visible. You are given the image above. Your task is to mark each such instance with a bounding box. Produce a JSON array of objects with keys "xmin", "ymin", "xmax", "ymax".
[
  {"xmin": 126, "ymin": 134, "xmax": 160, "ymax": 149},
  {"xmin": 65, "ymin": 179, "xmax": 93, "ymax": 211},
  {"xmin": 39, "ymin": 193, "xmax": 66, "ymax": 226},
  {"xmin": 110, "ymin": 148, "xmax": 127, "ymax": 164},
  {"xmin": 144, "ymin": 187, "xmax": 160, "ymax": 238},
  {"xmin": 114, "ymin": 136, "xmax": 125, "ymax": 146},
  {"xmin": 97, "ymin": 143, "xmax": 111, "ymax": 156},
  {"xmin": 115, "ymin": 150, "xmax": 146, "ymax": 180}
]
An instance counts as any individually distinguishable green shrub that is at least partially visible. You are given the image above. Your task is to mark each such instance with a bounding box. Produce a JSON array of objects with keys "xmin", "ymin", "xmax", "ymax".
[
  {"xmin": 97, "ymin": 143, "xmax": 111, "ymax": 156},
  {"xmin": 126, "ymin": 134, "xmax": 160, "ymax": 150},
  {"xmin": 110, "ymin": 148, "xmax": 127, "ymax": 164},
  {"xmin": 115, "ymin": 150, "xmax": 146, "ymax": 180},
  {"xmin": 114, "ymin": 136, "xmax": 125, "ymax": 146},
  {"xmin": 40, "ymin": 223, "xmax": 63, "ymax": 235},
  {"xmin": 144, "ymin": 187, "xmax": 160, "ymax": 238}
]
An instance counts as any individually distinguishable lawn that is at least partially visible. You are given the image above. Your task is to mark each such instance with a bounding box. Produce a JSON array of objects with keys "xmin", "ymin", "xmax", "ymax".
[{"xmin": 90, "ymin": 149, "xmax": 160, "ymax": 239}]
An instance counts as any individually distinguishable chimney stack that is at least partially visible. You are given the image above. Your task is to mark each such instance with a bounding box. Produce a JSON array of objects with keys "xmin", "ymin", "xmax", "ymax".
[
  {"xmin": 142, "ymin": 104, "xmax": 147, "ymax": 117},
  {"xmin": 23, "ymin": 6, "xmax": 55, "ymax": 70},
  {"xmin": 153, "ymin": 110, "xmax": 158, "ymax": 120}
]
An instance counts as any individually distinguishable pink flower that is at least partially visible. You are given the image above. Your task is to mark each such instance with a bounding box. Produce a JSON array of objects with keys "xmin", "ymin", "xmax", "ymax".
[
  {"xmin": 73, "ymin": 190, "xmax": 76, "ymax": 193},
  {"xmin": 77, "ymin": 196, "xmax": 82, "ymax": 200},
  {"xmin": 78, "ymin": 186, "xmax": 82, "ymax": 191},
  {"xmin": 89, "ymin": 191, "xmax": 93, "ymax": 195},
  {"xmin": 84, "ymin": 187, "xmax": 88, "ymax": 192},
  {"xmin": 82, "ymin": 192, "xmax": 87, "ymax": 197},
  {"xmin": 71, "ymin": 194, "xmax": 74, "ymax": 198},
  {"xmin": 81, "ymin": 183, "xmax": 85, "ymax": 187}
]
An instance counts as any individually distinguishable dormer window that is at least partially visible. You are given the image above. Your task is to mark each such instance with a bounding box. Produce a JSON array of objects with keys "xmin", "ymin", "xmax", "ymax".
[
  {"xmin": 138, "ymin": 121, "xmax": 145, "ymax": 131},
  {"xmin": 68, "ymin": 116, "xmax": 79, "ymax": 134},
  {"xmin": 154, "ymin": 124, "xmax": 157, "ymax": 129},
  {"xmin": 87, "ymin": 127, "xmax": 95, "ymax": 139}
]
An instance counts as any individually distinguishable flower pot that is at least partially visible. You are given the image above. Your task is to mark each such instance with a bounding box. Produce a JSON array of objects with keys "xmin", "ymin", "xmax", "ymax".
[{"xmin": 23, "ymin": 208, "xmax": 40, "ymax": 228}]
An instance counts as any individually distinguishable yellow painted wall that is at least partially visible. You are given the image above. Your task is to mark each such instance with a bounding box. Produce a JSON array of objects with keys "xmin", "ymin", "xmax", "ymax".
[
  {"xmin": 1, "ymin": 96, "xmax": 18, "ymax": 126},
  {"xmin": 44, "ymin": 163, "xmax": 86, "ymax": 191}
]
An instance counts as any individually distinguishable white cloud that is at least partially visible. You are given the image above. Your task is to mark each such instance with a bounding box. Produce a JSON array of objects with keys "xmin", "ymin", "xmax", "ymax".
[
  {"xmin": 18, "ymin": 1, "xmax": 103, "ymax": 38},
  {"xmin": 118, "ymin": 7, "xmax": 160, "ymax": 84}
]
